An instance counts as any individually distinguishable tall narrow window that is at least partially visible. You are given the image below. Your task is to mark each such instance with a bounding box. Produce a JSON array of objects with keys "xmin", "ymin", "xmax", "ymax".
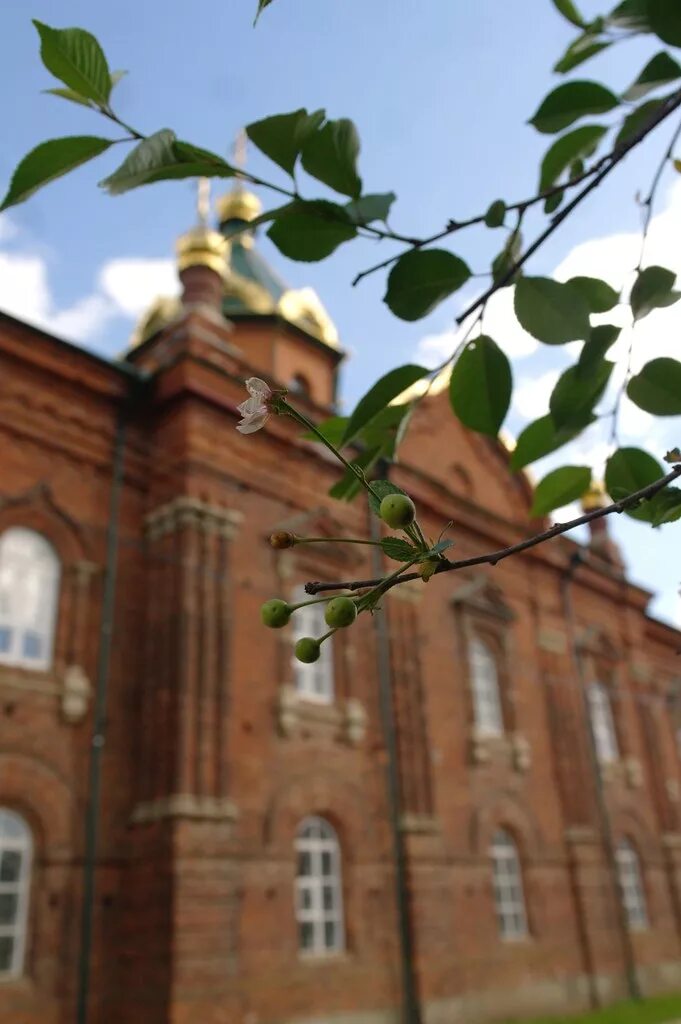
[
  {"xmin": 291, "ymin": 585, "xmax": 334, "ymax": 703},
  {"xmin": 0, "ymin": 528, "xmax": 60, "ymax": 670},
  {"xmin": 0, "ymin": 809, "xmax": 32, "ymax": 977},
  {"xmin": 469, "ymin": 636, "xmax": 504, "ymax": 736},
  {"xmin": 490, "ymin": 829, "xmax": 528, "ymax": 940},
  {"xmin": 587, "ymin": 681, "xmax": 619, "ymax": 764},
  {"xmin": 295, "ymin": 817, "xmax": 344, "ymax": 956},
  {"xmin": 616, "ymin": 838, "xmax": 648, "ymax": 930}
]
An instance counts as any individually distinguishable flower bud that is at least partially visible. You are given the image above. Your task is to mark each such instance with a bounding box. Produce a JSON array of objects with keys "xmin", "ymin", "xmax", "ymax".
[{"xmin": 270, "ymin": 531, "xmax": 297, "ymax": 549}]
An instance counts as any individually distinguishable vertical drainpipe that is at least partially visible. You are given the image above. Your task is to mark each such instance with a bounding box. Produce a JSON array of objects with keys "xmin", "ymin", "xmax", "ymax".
[
  {"xmin": 76, "ymin": 401, "xmax": 128, "ymax": 1024},
  {"xmin": 560, "ymin": 551, "xmax": 641, "ymax": 1003},
  {"xmin": 368, "ymin": 464, "xmax": 423, "ymax": 1024}
]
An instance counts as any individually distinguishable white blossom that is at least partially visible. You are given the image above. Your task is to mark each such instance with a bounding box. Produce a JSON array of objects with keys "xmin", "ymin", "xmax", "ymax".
[{"xmin": 236, "ymin": 377, "xmax": 273, "ymax": 434}]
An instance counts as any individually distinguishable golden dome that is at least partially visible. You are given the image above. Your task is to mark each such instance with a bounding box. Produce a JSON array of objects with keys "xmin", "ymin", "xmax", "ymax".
[
  {"xmin": 582, "ymin": 480, "xmax": 607, "ymax": 511},
  {"xmin": 216, "ymin": 186, "xmax": 262, "ymax": 225},
  {"xmin": 129, "ymin": 296, "xmax": 182, "ymax": 348},
  {"xmin": 176, "ymin": 227, "xmax": 228, "ymax": 278}
]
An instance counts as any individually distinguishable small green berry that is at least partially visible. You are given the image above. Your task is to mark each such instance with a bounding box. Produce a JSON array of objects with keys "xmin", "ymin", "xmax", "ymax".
[
  {"xmin": 380, "ymin": 493, "xmax": 416, "ymax": 529},
  {"xmin": 261, "ymin": 599, "xmax": 291, "ymax": 629},
  {"xmin": 295, "ymin": 637, "xmax": 321, "ymax": 663},
  {"xmin": 324, "ymin": 596, "xmax": 358, "ymax": 629}
]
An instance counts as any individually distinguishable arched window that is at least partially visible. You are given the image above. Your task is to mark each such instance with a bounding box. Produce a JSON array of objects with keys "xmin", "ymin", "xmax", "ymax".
[
  {"xmin": 0, "ymin": 528, "xmax": 60, "ymax": 670},
  {"xmin": 587, "ymin": 681, "xmax": 619, "ymax": 764},
  {"xmin": 295, "ymin": 816, "xmax": 344, "ymax": 955},
  {"xmin": 616, "ymin": 838, "xmax": 648, "ymax": 930},
  {"xmin": 490, "ymin": 829, "xmax": 528, "ymax": 940},
  {"xmin": 291, "ymin": 585, "xmax": 334, "ymax": 703},
  {"xmin": 0, "ymin": 809, "xmax": 32, "ymax": 977},
  {"xmin": 288, "ymin": 374, "xmax": 311, "ymax": 398},
  {"xmin": 469, "ymin": 637, "xmax": 503, "ymax": 736}
]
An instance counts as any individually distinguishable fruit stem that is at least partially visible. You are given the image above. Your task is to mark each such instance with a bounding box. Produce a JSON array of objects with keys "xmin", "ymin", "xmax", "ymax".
[{"xmin": 294, "ymin": 536, "xmax": 383, "ymax": 547}]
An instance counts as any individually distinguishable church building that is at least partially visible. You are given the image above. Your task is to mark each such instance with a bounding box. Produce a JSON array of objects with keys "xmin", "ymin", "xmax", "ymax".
[{"xmin": 1, "ymin": 180, "xmax": 681, "ymax": 1024}]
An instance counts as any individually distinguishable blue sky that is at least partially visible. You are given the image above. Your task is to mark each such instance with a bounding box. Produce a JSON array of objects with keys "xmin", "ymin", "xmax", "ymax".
[{"xmin": 1, "ymin": 0, "xmax": 680, "ymax": 624}]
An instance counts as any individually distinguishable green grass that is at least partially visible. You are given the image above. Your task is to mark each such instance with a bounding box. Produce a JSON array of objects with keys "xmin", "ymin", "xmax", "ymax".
[{"xmin": 504, "ymin": 993, "xmax": 681, "ymax": 1024}]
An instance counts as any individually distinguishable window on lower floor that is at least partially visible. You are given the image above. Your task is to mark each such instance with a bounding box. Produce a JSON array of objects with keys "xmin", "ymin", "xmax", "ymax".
[
  {"xmin": 490, "ymin": 828, "xmax": 528, "ymax": 941},
  {"xmin": 0, "ymin": 809, "xmax": 32, "ymax": 977},
  {"xmin": 295, "ymin": 816, "xmax": 344, "ymax": 956},
  {"xmin": 291, "ymin": 586, "xmax": 334, "ymax": 703},
  {"xmin": 616, "ymin": 837, "xmax": 648, "ymax": 931}
]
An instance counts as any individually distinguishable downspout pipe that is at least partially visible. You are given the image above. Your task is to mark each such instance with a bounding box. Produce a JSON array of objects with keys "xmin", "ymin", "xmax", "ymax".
[
  {"xmin": 368, "ymin": 463, "xmax": 423, "ymax": 1024},
  {"xmin": 76, "ymin": 402, "xmax": 128, "ymax": 1024},
  {"xmin": 560, "ymin": 551, "xmax": 642, "ymax": 1003}
]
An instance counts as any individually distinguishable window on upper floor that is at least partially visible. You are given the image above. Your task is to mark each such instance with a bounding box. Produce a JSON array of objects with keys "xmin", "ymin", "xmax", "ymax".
[
  {"xmin": 616, "ymin": 837, "xmax": 648, "ymax": 931},
  {"xmin": 0, "ymin": 527, "xmax": 60, "ymax": 671},
  {"xmin": 587, "ymin": 681, "xmax": 619, "ymax": 765},
  {"xmin": 0, "ymin": 809, "xmax": 32, "ymax": 978},
  {"xmin": 288, "ymin": 374, "xmax": 311, "ymax": 399},
  {"xmin": 490, "ymin": 828, "xmax": 528, "ymax": 941},
  {"xmin": 291, "ymin": 585, "xmax": 334, "ymax": 704},
  {"xmin": 295, "ymin": 816, "xmax": 344, "ymax": 956},
  {"xmin": 469, "ymin": 636, "xmax": 504, "ymax": 737}
]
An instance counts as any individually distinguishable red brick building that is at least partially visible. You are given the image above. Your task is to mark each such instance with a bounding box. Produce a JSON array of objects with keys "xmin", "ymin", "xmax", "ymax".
[{"xmin": 2, "ymin": 184, "xmax": 681, "ymax": 1024}]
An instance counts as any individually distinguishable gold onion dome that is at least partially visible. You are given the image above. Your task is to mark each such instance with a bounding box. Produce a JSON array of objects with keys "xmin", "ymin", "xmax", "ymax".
[
  {"xmin": 176, "ymin": 226, "xmax": 228, "ymax": 278},
  {"xmin": 581, "ymin": 480, "xmax": 607, "ymax": 511},
  {"xmin": 216, "ymin": 186, "xmax": 262, "ymax": 225}
]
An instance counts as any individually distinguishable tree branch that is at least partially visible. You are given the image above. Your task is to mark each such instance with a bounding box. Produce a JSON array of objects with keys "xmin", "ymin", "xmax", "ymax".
[{"xmin": 304, "ymin": 465, "xmax": 681, "ymax": 595}]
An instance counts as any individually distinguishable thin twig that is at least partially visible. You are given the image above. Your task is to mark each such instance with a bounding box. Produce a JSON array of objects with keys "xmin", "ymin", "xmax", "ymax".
[{"xmin": 304, "ymin": 465, "xmax": 681, "ymax": 595}]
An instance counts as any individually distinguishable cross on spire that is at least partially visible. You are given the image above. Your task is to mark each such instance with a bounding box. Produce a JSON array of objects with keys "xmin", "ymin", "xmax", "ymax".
[
  {"xmin": 233, "ymin": 129, "xmax": 247, "ymax": 185},
  {"xmin": 196, "ymin": 177, "xmax": 210, "ymax": 226}
]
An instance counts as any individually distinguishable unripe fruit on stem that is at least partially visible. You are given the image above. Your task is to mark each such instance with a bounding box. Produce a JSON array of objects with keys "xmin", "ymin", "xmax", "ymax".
[
  {"xmin": 324, "ymin": 596, "xmax": 357, "ymax": 629},
  {"xmin": 295, "ymin": 637, "xmax": 321, "ymax": 663},
  {"xmin": 270, "ymin": 531, "xmax": 296, "ymax": 549},
  {"xmin": 260, "ymin": 599, "xmax": 291, "ymax": 628},
  {"xmin": 380, "ymin": 493, "xmax": 416, "ymax": 529}
]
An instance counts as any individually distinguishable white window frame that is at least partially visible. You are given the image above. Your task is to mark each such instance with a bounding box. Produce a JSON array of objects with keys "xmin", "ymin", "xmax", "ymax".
[
  {"xmin": 295, "ymin": 816, "xmax": 344, "ymax": 957},
  {"xmin": 616, "ymin": 838, "xmax": 648, "ymax": 931},
  {"xmin": 291, "ymin": 586, "xmax": 334, "ymax": 704},
  {"xmin": 469, "ymin": 636, "xmax": 504, "ymax": 737},
  {"xmin": 490, "ymin": 829, "xmax": 528, "ymax": 941},
  {"xmin": 0, "ymin": 527, "xmax": 60, "ymax": 671},
  {"xmin": 0, "ymin": 809, "xmax": 33, "ymax": 978},
  {"xmin": 587, "ymin": 681, "xmax": 619, "ymax": 765}
]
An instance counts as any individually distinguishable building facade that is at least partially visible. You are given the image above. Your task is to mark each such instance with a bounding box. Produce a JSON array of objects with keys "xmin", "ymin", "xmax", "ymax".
[{"xmin": 1, "ymin": 185, "xmax": 681, "ymax": 1024}]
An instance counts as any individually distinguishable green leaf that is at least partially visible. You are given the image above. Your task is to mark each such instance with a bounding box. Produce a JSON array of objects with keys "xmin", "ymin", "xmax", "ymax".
[
  {"xmin": 345, "ymin": 192, "xmax": 396, "ymax": 226},
  {"xmin": 381, "ymin": 537, "xmax": 419, "ymax": 562},
  {"xmin": 359, "ymin": 403, "xmax": 413, "ymax": 459},
  {"xmin": 254, "ymin": 0, "xmax": 275, "ymax": 23},
  {"xmin": 246, "ymin": 108, "xmax": 325, "ymax": 176},
  {"xmin": 567, "ymin": 275, "xmax": 619, "ymax": 312},
  {"xmin": 630, "ymin": 265, "xmax": 681, "ymax": 320},
  {"xmin": 100, "ymin": 133, "xmax": 235, "ymax": 194},
  {"xmin": 43, "ymin": 86, "xmax": 93, "ymax": 108},
  {"xmin": 529, "ymin": 81, "xmax": 619, "ymax": 134},
  {"xmin": 607, "ymin": 0, "xmax": 651, "ymax": 31},
  {"xmin": 627, "ymin": 358, "xmax": 681, "ymax": 414},
  {"xmin": 367, "ymin": 480, "xmax": 409, "ymax": 518},
  {"xmin": 429, "ymin": 539, "xmax": 454, "ymax": 556},
  {"xmin": 303, "ymin": 416, "xmax": 349, "ymax": 447},
  {"xmin": 531, "ymin": 465, "xmax": 592, "ymax": 516},
  {"xmin": 342, "ymin": 364, "xmax": 429, "ymax": 445},
  {"xmin": 301, "ymin": 118, "xmax": 362, "ymax": 199},
  {"xmin": 329, "ymin": 446, "xmax": 381, "ymax": 502},
  {"xmin": 552, "ymin": 0, "xmax": 587, "ymax": 28},
  {"xmin": 615, "ymin": 97, "xmax": 665, "ymax": 148},
  {"xmin": 110, "ymin": 69, "xmax": 127, "ymax": 90},
  {"xmin": 554, "ymin": 37, "xmax": 611, "ymax": 74},
  {"xmin": 577, "ymin": 324, "xmax": 621, "ymax": 377},
  {"xmin": 605, "ymin": 446, "xmax": 665, "ymax": 522},
  {"xmin": 449, "ymin": 335, "xmax": 512, "ymax": 437},
  {"xmin": 550, "ymin": 360, "xmax": 613, "ymax": 429},
  {"xmin": 33, "ymin": 20, "xmax": 111, "ymax": 106},
  {"xmin": 623, "ymin": 52, "xmax": 681, "ymax": 101},
  {"xmin": 545, "ymin": 190, "xmax": 564, "ymax": 214},
  {"xmin": 514, "ymin": 277, "xmax": 591, "ymax": 344},
  {"xmin": 0, "ymin": 136, "xmax": 113, "ymax": 212},
  {"xmin": 648, "ymin": 0, "xmax": 681, "ymax": 47},
  {"xmin": 510, "ymin": 415, "xmax": 589, "ymax": 472},
  {"xmin": 491, "ymin": 229, "xmax": 523, "ymax": 286},
  {"xmin": 267, "ymin": 200, "xmax": 356, "ymax": 262},
  {"xmin": 384, "ymin": 249, "xmax": 471, "ymax": 322},
  {"xmin": 484, "ymin": 199, "xmax": 506, "ymax": 228},
  {"xmin": 539, "ymin": 124, "xmax": 608, "ymax": 191},
  {"xmin": 650, "ymin": 488, "xmax": 681, "ymax": 526}
]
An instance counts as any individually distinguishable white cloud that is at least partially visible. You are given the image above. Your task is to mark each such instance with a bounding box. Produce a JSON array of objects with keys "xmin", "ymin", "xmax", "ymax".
[
  {"xmin": 0, "ymin": 215, "xmax": 17, "ymax": 243},
  {"xmin": 513, "ymin": 369, "xmax": 560, "ymax": 421},
  {"xmin": 0, "ymin": 251, "xmax": 51, "ymax": 326},
  {"xmin": 99, "ymin": 258, "xmax": 177, "ymax": 318}
]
